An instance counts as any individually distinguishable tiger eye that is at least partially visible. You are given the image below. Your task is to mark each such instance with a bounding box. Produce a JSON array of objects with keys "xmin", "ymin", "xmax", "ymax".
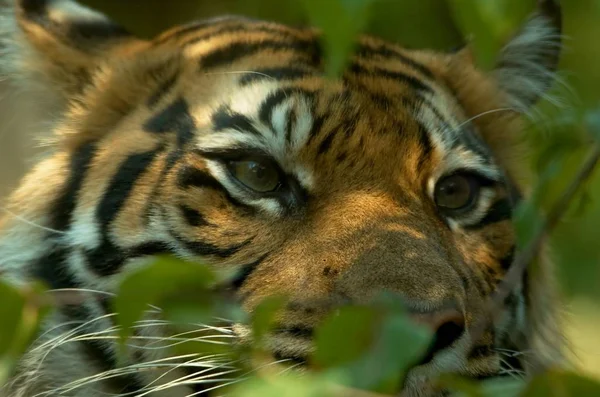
[
  {"xmin": 229, "ymin": 159, "xmax": 281, "ymax": 193},
  {"xmin": 434, "ymin": 174, "xmax": 479, "ymax": 211}
]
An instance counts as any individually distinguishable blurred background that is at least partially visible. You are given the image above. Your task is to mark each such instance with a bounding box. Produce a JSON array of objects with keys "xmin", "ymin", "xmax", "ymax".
[{"xmin": 1, "ymin": 0, "xmax": 599, "ymax": 379}]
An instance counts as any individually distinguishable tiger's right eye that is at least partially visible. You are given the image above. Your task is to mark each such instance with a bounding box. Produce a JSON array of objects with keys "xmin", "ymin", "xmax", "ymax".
[
  {"xmin": 434, "ymin": 173, "xmax": 481, "ymax": 214},
  {"xmin": 228, "ymin": 158, "xmax": 281, "ymax": 193}
]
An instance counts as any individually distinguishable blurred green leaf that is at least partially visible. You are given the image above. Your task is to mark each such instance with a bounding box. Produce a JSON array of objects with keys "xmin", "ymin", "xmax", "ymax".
[
  {"xmin": 315, "ymin": 293, "xmax": 432, "ymax": 394},
  {"xmin": 366, "ymin": 0, "xmax": 461, "ymax": 49},
  {"xmin": 0, "ymin": 281, "xmax": 50, "ymax": 385},
  {"xmin": 480, "ymin": 377, "xmax": 526, "ymax": 397},
  {"xmin": 0, "ymin": 281, "xmax": 25, "ymax": 358},
  {"xmin": 437, "ymin": 374, "xmax": 485, "ymax": 397},
  {"xmin": 251, "ymin": 294, "xmax": 288, "ymax": 349},
  {"xmin": 302, "ymin": 0, "xmax": 375, "ymax": 77},
  {"xmin": 523, "ymin": 370, "xmax": 600, "ymax": 396},
  {"xmin": 114, "ymin": 255, "xmax": 216, "ymax": 342},
  {"xmin": 448, "ymin": 0, "xmax": 534, "ymax": 69},
  {"xmin": 314, "ymin": 306, "xmax": 378, "ymax": 368},
  {"xmin": 230, "ymin": 372, "xmax": 341, "ymax": 397},
  {"xmin": 346, "ymin": 310, "xmax": 431, "ymax": 394},
  {"xmin": 585, "ymin": 107, "xmax": 600, "ymax": 142}
]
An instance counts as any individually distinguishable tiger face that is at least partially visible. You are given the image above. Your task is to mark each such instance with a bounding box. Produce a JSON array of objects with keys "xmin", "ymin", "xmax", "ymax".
[{"xmin": 0, "ymin": 0, "xmax": 564, "ymax": 396}]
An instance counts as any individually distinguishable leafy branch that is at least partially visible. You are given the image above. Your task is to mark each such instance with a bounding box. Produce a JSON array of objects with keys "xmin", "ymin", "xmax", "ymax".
[{"xmin": 471, "ymin": 135, "xmax": 600, "ymax": 345}]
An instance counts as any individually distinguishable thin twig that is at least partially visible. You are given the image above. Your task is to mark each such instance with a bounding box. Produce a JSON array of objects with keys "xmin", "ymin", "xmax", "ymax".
[{"xmin": 471, "ymin": 142, "xmax": 600, "ymax": 342}]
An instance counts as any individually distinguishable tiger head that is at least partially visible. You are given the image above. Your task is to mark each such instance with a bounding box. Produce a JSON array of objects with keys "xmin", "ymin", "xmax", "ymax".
[{"xmin": 0, "ymin": 0, "xmax": 565, "ymax": 395}]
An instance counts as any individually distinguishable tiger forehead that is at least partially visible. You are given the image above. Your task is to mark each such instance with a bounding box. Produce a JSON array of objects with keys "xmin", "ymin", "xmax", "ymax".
[
  {"xmin": 194, "ymin": 84, "xmax": 423, "ymax": 163},
  {"xmin": 135, "ymin": 16, "xmax": 503, "ymax": 186}
]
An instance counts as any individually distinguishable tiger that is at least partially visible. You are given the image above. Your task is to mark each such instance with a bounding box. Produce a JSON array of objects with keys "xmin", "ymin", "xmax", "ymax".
[{"xmin": 0, "ymin": 0, "xmax": 566, "ymax": 396}]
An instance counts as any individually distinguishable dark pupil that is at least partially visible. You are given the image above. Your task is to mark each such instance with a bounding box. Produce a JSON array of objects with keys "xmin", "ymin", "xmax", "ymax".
[
  {"xmin": 443, "ymin": 181, "xmax": 460, "ymax": 196},
  {"xmin": 439, "ymin": 176, "xmax": 470, "ymax": 208},
  {"xmin": 250, "ymin": 162, "xmax": 266, "ymax": 179}
]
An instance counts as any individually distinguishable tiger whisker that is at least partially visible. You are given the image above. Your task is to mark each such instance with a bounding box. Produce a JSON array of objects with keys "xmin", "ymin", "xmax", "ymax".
[
  {"xmin": 134, "ymin": 363, "xmax": 241, "ymax": 397},
  {"xmin": 455, "ymin": 107, "xmax": 518, "ymax": 131},
  {"xmin": 203, "ymin": 70, "xmax": 275, "ymax": 80},
  {"xmin": 132, "ymin": 354, "xmax": 234, "ymax": 395},
  {"xmin": 0, "ymin": 207, "xmax": 67, "ymax": 235},
  {"xmin": 182, "ymin": 359, "xmax": 293, "ymax": 397},
  {"xmin": 143, "ymin": 326, "xmax": 236, "ymax": 347},
  {"xmin": 35, "ymin": 354, "xmax": 234, "ymax": 396}
]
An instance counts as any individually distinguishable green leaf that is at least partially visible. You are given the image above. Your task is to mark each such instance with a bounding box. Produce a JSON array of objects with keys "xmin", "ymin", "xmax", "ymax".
[
  {"xmin": 480, "ymin": 377, "xmax": 526, "ymax": 397},
  {"xmin": 229, "ymin": 371, "xmax": 345, "ymax": 397},
  {"xmin": 523, "ymin": 370, "xmax": 600, "ymax": 396},
  {"xmin": 314, "ymin": 306, "xmax": 378, "ymax": 368},
  {"xmin": 439, "ymin": 374, "xmax": 525, "ymax": 397},
  {"xmin": 343, "ymin": 309, "xmax": 432, "ymax": 394},
  {"xmin": 437, "ymin": 374, "xmax": 485, "ymax": 397},
  {"xmin": 0, "ymin": 281, "xmax": 50, "ymax": 385},
  {"xmin": 585, "ymin": 106, "xmax": 600, "ymax": 143},
  {"xmin": 302, "ymin": 0, "xmax": 375, "ymax": 78},
  {"xmin": 251, "ymin": 294, "xmax": 288, "ymax": 349},
  {"xmin": 114, "ymin": 255, "xmax": 216, "ymax": 342},
  {"xmin": 314, "ymin": 293, "xmax": 432, "ymax": 394},
  {"xmin": 0, "ymin": 281, "xmax": 25, "ymax": 358},
  {"xmin": 447, "ymin": 0, "xmax": 534, "ymax": 70}
]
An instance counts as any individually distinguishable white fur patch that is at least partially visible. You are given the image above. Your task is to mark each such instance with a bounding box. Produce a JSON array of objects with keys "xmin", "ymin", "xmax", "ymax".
[{"xmin": 195, "ymin": 86, "xmax": 316, "ymax": 213}]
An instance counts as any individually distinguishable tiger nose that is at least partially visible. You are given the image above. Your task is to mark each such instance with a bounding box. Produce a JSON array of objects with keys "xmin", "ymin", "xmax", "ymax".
[{"xmin": 409, "ymin": 308, "xmax": 466, "ymax": 359}]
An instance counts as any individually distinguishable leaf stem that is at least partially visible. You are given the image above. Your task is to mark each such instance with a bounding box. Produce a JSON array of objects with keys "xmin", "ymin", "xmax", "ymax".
[{"xmin": 471, "ymin": 142, "xmax": 600, "ymax": 345}]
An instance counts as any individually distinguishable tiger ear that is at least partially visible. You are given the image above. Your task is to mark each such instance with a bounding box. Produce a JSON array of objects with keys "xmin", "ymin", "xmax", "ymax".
[
  {"xmin": 493, "ymin": 0, "xmax": 562, "ymax": 111},
  {"xmin": 1, "ymin": 0, "xmax": 141, "ymax": 108}
]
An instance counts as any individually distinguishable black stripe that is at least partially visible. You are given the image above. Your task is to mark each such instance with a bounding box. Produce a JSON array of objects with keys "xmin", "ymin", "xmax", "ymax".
[
  {"xmin": 258, "ymin": 89, "xmax": 289, "ymax": 134},
  {"xmin": 153, "ymin": 16, "xmax": 249, "ymax": 45},
  {"xmin": 66, "ymin": 20, "xmax": 132, "ymax": 43},
  {"xmin": 85, "ymin": 241, "xmax": 176, "ymax": 277},
  {"xmin": 30, "ymin": 247, "xmax": 80, "ymax": 289},
  {"xmin": 177, "ymin": 163, "xmax": 254, "ymax": 213},
  {"xmin": 177, "ymin": 166, "xmax": 223, "ymax": 191},
  {"xmin": 347, "ymin": 63, "xmax": 433, "ymax": 94},
  {"xmin": 20, "ymin": 0, "xmax": 132, "ymax": 48},
  {"xmin": 86, "ymin": 150, "xmax": 159, "ymax": 276},
  {"xmin": 355, "ymin": 43, "xmax": 435, "ymax": 79},
  {"xmin": 141, "ymin": 149, "xmax": 184, "ymax": 227},
  {"xmin": 272, "ymin": 325, "xmax": 314, "ymax": 339},
  {"xmin": 230, "ymin": 254, "xmax": 269, "ymax": 289},
  {"xmin": 143, "ymin": 97, "xmax": 196, "ymax": 147},
  {"xmin": 199, "ymin": 39, "xmax": 320, "ymax": 70},
  {"xmin": 416, "ymin": 121, "xmax": 434, "ymax": 169},
  {"xmin": 147, "ymin": 74, "xmax": 178, "ymax": 108},
  {"xmin": 458, "ymin": 126, "xmax": 493, "ymax": 161},
  {"xmin": 468, "ymin": 345, "xmax": 494, "ymax": 360},
  {"xmin": 184, "ymin": 23, "xmax": 313, "ymax": 49},
  {"xmin": 179, "ymin": 204, "xmax": 211, "ymax": 227},
  {"xmin": 306, "ymin": 115, "xmax": 325, "ymax": 144},
  {"xmin": 317, "ymin": 132, "xmax": 335, "ymax": 155},
  {"xmin": 500, "ymin": 247, "xmax": 515, "ymax": 271},
  {"xmin": 212, "ymin": 105, "xmax": 262, "ymax": 136},
  {"xmin": 50, "ymin": 141, "xmax": 97, "ymax": 231},
  {"xmin": 96, "ymin": 150, "xmax": 159, "ymax": 231},
  {"xmin": 155, "ymin": 19, "xmax": 295, "ymax": 48},
  {"xmin": 59, "ymin": 303, "xmax": 145, "ymax": 394},
  {"xmin": 172, "ymin": 234, "xmax": 253, "ymax": 258},
  {"xmin": 285, "ymin": 106, "xmax": 297, "ymax": 144},
  {"xmin": 239, "ymin": 67, "xmax": 314, "ymax": 86},
  {"xmin": 465, "ymin": 198, "xmax": 512, "ymax": 230}
]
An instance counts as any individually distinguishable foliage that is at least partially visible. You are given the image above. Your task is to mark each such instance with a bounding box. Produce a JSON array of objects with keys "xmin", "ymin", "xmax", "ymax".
[{"xmin": 2, "ymin": 0, "xmax": 600, "ymax": 396}]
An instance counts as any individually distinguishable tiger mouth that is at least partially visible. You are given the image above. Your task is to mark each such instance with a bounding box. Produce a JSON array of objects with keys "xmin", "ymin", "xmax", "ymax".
[{"xmin": 172, "ymin": 321, "xmax": 525, "ymax": 396}]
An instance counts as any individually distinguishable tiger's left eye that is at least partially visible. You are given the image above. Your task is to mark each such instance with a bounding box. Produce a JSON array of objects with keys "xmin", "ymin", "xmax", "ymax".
[{"xmin": 228, "ymin": 158, "xmax": 281, "ymax": 193}]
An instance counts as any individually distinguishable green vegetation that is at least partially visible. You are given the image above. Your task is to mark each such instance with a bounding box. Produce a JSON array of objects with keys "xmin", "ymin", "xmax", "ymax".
[{"xmin": 2, "ymin": 0, "xmax": 600, "ymax": 395}]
